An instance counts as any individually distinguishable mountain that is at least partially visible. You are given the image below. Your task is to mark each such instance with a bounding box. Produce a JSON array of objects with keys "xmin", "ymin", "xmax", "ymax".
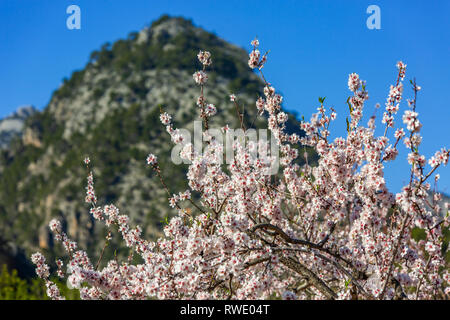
[
  {"xmin": 0, "ymin": 15, "xmax": 311, "ymax": 267},
  {"xmin": 0, "ymin": 106, "xmax": 37, "ymax": 149}
]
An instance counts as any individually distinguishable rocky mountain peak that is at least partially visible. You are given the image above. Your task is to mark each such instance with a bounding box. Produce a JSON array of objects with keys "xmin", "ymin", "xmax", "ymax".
[
  {"xmin": 47, "ymin": 14, "xmax": 260, "ymax": 140},
  {"xmin": 137, "ymin": 15, "xmax": 197, "ymax": 45},
  {"xmin": 0, "ymin": 105, "xmax": 37, "ymax": 149}
]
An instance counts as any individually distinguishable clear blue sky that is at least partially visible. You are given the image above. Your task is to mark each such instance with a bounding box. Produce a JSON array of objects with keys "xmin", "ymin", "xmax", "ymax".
[{"xmin": 0, "ymin": 0, "xmax": 449, "ymax": 193}]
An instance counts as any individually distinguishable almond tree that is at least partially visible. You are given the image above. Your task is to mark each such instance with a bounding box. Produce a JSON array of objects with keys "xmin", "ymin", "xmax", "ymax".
[{"xmin": 32, "ymin": 39, "xmax": 448, "ymax": 300}]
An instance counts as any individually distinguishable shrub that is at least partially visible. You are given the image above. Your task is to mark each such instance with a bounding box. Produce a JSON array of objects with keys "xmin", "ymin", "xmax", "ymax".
[{"xmin": 0, "ymin": 264, "xmax": 79, "ymax": 300}]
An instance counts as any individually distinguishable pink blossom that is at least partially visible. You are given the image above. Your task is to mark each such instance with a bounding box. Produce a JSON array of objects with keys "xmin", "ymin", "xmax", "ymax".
[{"xmin": 32, "ymin": 40, "xmax": 449, "ymax": 301}]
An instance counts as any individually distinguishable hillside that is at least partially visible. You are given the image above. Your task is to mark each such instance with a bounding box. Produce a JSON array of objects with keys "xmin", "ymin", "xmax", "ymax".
[{"xmin": 0, "ymin": 15, "xmax": 312, "ymax": 268}]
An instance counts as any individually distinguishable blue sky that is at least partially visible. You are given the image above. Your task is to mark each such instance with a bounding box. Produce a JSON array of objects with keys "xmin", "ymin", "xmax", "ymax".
[{"xmin": 0, "ymin": 0, "xmax": 449, "ymax": 193}]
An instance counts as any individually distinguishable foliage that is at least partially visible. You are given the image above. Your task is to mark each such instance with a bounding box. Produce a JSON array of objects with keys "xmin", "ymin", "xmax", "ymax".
[{"xmin": 0, "ymin": 264, "xmax": 79, "ymax": 300}]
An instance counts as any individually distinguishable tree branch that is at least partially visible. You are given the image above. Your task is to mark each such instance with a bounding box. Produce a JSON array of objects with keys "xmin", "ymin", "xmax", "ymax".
[{"xmin": 279, "ymin": 256, "xmax": 337, "ymax": 300}]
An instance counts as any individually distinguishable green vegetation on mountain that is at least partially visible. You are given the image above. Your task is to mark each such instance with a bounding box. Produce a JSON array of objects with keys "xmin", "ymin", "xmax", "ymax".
[{"xmin": 0, "ymin": 15, "xmax": 312, "ymax": 275}]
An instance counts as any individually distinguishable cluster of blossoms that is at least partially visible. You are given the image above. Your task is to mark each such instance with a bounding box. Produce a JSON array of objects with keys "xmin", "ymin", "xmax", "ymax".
[
  {"xmin": 85, "ymin": 171, "xmax": 97, "ymax": 204},
  {"xmin": 205, "ymin": 103, "xmax": 217, "ymax": 117},
  {"xmin": 346, "ymin": 72, "xmax": 369, "ymax": 130},
  {"xmin": 382, "ymin": 61, "xmax": 407, "ymax": 130},
  {"xmin": 402, "ymin": 110, "xmax": 421, "ymax": 132},
  {"xmin": 428, "ymin": 149, "xmax": 449, "ymax": 168},
  {"xmin": 146, "ymin": 153, "xmax": 158, "ymax": 166},
  {"xmin": 197, "ymin": 50, "xmax": 212, "ymax": 66},
  {"xmin": 31, "ymin": 252, "xmax": 50, "ymax": 279},
  {"xmin": 193, "ymin": 70, "xmax": 208, "ymax": 85},
  {"xmin": 31, "ymin": 240, "xmax": 64, "ymax": 299},
  {"xmin": 348, "ymin": 73, "xmax": 361, "ymax": 92},
  {"xmin": 248, "ymin": 38, "xmax": 267, "ymax": 70},
  {"xmin": 33, "ymin": 39, "xmax": 448, "ymax": 300},
  {"xmin": 169, "ymin": 190, "xmax": 192, "ymax": 209},
  {"xmin": 159, "ymin": 112, "xmax": 172, "ymax": 126}
]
